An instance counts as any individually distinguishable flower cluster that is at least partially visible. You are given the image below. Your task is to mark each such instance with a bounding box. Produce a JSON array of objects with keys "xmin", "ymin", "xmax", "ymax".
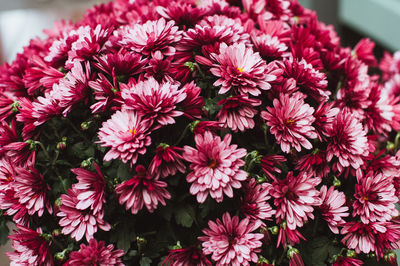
[{"xmin": 1, "ymin": 0, "xmax": 400, "ymax": 265}]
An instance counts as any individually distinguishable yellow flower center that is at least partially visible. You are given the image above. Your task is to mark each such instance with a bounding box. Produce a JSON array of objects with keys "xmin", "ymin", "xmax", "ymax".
[
  {"xmin": 129, "ymin": 128, "xmax": 137, "ymax": 135},
  {"xmin": 6, "ymin": 176, "xmax": 12, "ymax": 182},
  {"xmin": 208, "ymin": 158, "xmax": 217, "ymax": 169},
  {"xmin": 286, "ymin": 119, "xmax": 295, "ymax": 125},
  {"xmin": 363, "ymin": 195, "xmax": 368, "ymax": 201},
  {"xmin": 237, "ymin": 67, "xmax": 244, "ymax": 73}
]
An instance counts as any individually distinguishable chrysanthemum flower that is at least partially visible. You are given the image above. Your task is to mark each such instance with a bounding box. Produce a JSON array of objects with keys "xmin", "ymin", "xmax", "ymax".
[
  {"xmin": 0, "ymin": 189, "xmax": 30, "ymax": 226},
  {"xmin": 115, "ymin": 165, "xmax": 171, "ymax": 214},
  {"xmin": 14, "ymin": 165, "xmax": 52, "ymax": 217},
  {"xmin": 216, "ymin": 95, "xmax": 261, "ymax": 132},
  {"xmin": 180, "ymin": 81, "xmax": 204, "ymax": 119},
  {"xmin": 353, "ymin": 38, "xmax": 377, "ymax": 66},
  {"xmin": 0, "ymin": 157, "xmax": 15, "ymax": 191},
  {"xmin": 326, "ymin": 110, "xmax": 369, "ymax": 172},
  {"xmin": 94, "ymin": 50, "xmax": 147, "ymax": 77},
  {"xmin": 251, "ymin": 33, "xmax": 288, "ymax": 60},
  {"xmin": 183, "ymin": 131, "xmax": 247, "ymax": 203},
  {"xmin": 332, "ymin": 256, "xmax": 363, "ymax": 266},
  {"xmin": 295, "ymin": 149, "xmax": 330, "ymax": 178},
  {"xmin": 276, "ymin": 222, "xmax": 306, "ymax": 248},
  {"xmin": 121, "ymin": 77, "xmax": 186, "ymax": 126},
  {"xmin": 353, "ymin": 171, "xmax": 398, "ymax": 223},
  {"xmin": 97, "ymin": 110, "xmax": 152, "ymax": 167},
  {"xmin": 118, "ymin": 18, "xmax": 181, "ymax": 57},
  {"xmin": 149, "ymin": 144, "xmax": 186, "ymax": 179},
  {"xmin": 240, "ymin": 179, "xmax": 275, "ymax": 223},
  {"xmin": 199, "ymin": 212, "xmax": 263, "ymax": 266},
  {"xmin": 196, "ymin": 42, "xmax": 277, "ymax": 96},
  {"xmin": 313, "ymin": 101, "xmax": 339, "ymax": 141},
  {"xmin": 57, "ymin": 189, "xmax": 111, "ymax": 242},
  {"xmin": 71, "ymin": 162, "xmax": 106, "ymax": 215},
  {"xmin": 65, "ymin": 239, "xmax": 124, "ymax": 266},
  {"xmin": 261, "ymin": 93, "xmax": 317, "ymax": 153},
  {"xmin": 7, "ymin": 225, "xmax": 53, "ymax": 266},
  {"xmin": 260, "ymin": 154, "xmax": 286, "ymax": 180},
  {"xmin": 270, "ymin": 171, "xmax": 321, "ymax": 230},
  {"xmin": 319, "ymin": 185, "xmax": 349, "ymax": 234},
  {"xmin": 162, "ymin": 244, "xmax": 212, "ymax": 266},
  {"xmin": 89, "ymin": 73, "xmax": 121, "ymax": 113}
]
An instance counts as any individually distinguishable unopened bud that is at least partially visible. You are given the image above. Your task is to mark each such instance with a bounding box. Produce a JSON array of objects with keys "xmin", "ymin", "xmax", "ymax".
[
  {"xmin": 384, "ymin": 251, "xmax": 397, "ymax": 266},
  {"xmin": 55, "ymin": 251, "xmax": 66, "ymax": 261},
  {"xmin": 52, "ymin": 229, "xmax": 61, "ymax": 237},
  {"xmin": 55, "ymin": 198, "xmax": 62, "ymax": 208},
  {"xmin": 81, "ymin": 121, "xmax": 92, "ymax": 131},
  {"xmin": 346, "ymin": 249, "xmax": 356, "ymax": 258},
  {"xmin": 270, "ymin": 226, "xmax": 279, "ymax": 235},
  {"xmin": 333, "ymin": 176, "xmax": 341, "ymax": 187}
]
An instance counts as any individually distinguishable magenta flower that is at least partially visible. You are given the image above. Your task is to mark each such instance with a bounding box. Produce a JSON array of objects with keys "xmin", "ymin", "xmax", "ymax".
[
  {"xmin": 270, "ymin": 171, "xmax": 321, "ymax": 230},
  {"xmin": 14, "ymin": 165, "xmax": 52, "ymax": 217},
  {"xmin": 332, "ymin": 256, "xmax": 363, "ymax": 266},
  {"xmin": 197, "ymin": 42, "xmax": 277, "ymax": 96},
  {"xmin": 97, "ymin": 110, "xmax": 152, "ymax": 167},
  {"xmin": 261, "ymin": 93, "xmax": 317, "ymax": 153},
  {"xmin": 65, "ymin": 239, "xmax": 124, "ymax": 266},
  {"xmin": 149, "ymin": 145, "xmax": 186, "ymax": 179},
  {"xmin": 240, "ymin": 179, "xmax": 275, "ymax": 224},
  {"xmin": 118, "ymin": 18, "xmax": 181, "ymax": 57},
  {"xmin": 7, "ymin": 225, "xmax": 53, "ymax": 266},
  {"xmin": 180, "ymin": 81, "xmax": 204, "ymax": 119},
  {"xmin": 71, "ymin": 162, "xmax": 106, "ymax": 215},
  {"xmin": 251, "ymin": 33, "xmax": 288, "ymax": 60},
  {"xmin": 319, "ymin": 185, "xmax": 349, "ymax": 234},
  {"xmin": 326, "ymin": 110, "xmax": 369, "ymax": 172},
  {"xmin": 260, "ymin": 154, "xmax": 286, "ymax": 180},
  {"xmin": 162, "ymin": 244, "xmax": 212, "ymax": 266},
  {"xmin": 115, "ymin": 165, "xmax": 171, "ymax": 214},
  {"xmin": 121, "ymin": 77, "xmax": 186, "ymax": 126},
  {"xmin": 57, "ymin": 189, "xmax": 111, "ymax": 242},
  {"xmin": 183, "ymin": 131, "xmax": 247, "ymax": 203},
  {"xmin": 353, "ymin": 171, "xmax": 398, "ymax": 223},
  {"xmin": 216, "ymin": 95, "xmax": 261, "ymax": 132},
  {"xmin": 199, "ymin": 212, "xmax": 263, "ymax": 266}
]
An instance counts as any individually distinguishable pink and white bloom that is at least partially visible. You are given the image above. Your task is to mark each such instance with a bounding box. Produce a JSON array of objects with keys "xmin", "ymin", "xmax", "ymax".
[
  {"xmin": 197, "ymin": 42, "xmax": 277, "ymax": 96},
  {"xmin": 65, "ymin": 239, "xmax": 124, "ymax": 266},
  {"xmin": 183, "ymin": 131, "xmax": 247, "ymax": 203},
  {"xmin": 326, "ymin": 110, "xmax": 369, "ymax": 172},
  {"xmin": 199, "ymin": 212, "xmax": 263, "ymax": 266},
  {"xmin": 57, "ymin": 189, "xmax": 111, "ymax": 242},
  {"xmin": 319, "ymin": 185, "xmax": 349, "ymax": 234},
  {"xmin": 97, "ymin": 110, "xmax": 152, "ymax": 167},
  {"xmin": 353, "ymin": 171, "xmax": 398, "ymax": 223},
  {"xmin": 261, "ymin": 93, "xmax": 317, "ymax": 153},
  {"xmin": 121, "ymin": 77, "xmax": 186, "ymax": 126},
  {"xmin": 149, "ymin": 144, "xmax": 186, "ymax": 178},
  {"xmin": 270, "ymin": 171, "xmax": 321, "ymax": 230},
  {"xmin": 115, "ymin": 165, "xmax": 171, "ymax": 214}
]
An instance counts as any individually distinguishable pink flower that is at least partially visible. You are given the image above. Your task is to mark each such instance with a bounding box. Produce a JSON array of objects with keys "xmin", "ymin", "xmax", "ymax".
[
  {"xmin": 270, "ymin": 171, "xmax": 321, "ymax": 230},
  {"xmin": 319, "ymin": 185, "xmax": 349, "ymax": 234},
  {"xmin": 14, "ymin": 165, "xmax": 52, "ymax": 217},
  {"xmin": 89, "ymin": 73, "xmax": 121, "ymax": 113},
  {"xmin": 118, "ymin": 18, "xmax": 181, "ymax": 57},
  {"xmin": 192, "ymin": 121, "xmax": 223, "ymax": 135},
  {"xmin": 94, "ymin": 50, "xmax": 147, "ymax": 77},
  {"xmin": 71, "ymin": 162, "xmax": 106, "ymax": 215},
  {"xmin": 276, "ymin": 223, "xmax": 305, "ymax": 248},
  {"xmin": 295, "ymin": 149, "xmax": 330, "ymax": 178},
  {"xmin": 57, "ymin": 189, "xmax": 111, "ymax": 242},
  {"xmin": 353, "ymin": 38, "xmax": 377, "ymax": 66},
  {"xmin": 353, "ymin": 171, "xmax": 398, "ymax": 223},
  {"xmin": 7, "ymin": 225, "xmax": 53, "ymax": 266},
  {"xmin": 162, "ymin": 244, "xmax": 212, "ymax": 266},
  {"xmin": 260, "ymin": 154, "xmax": 286, "ymax": 180},
  {"xmin": 180, "ymin": 81, "xmax": 204, "ymax": 119},
  {"xmin": 149, "ymin": 144, "xmax": 186, "ymax": 178},
  {"xmin": 97, "ymin": 110, "xmax": 152, "ymax": 167},
  {"xmin": 0, "ymin": 157, "xmax": 15, "ymax": 191},
  {"xmin": 287, "ymin": 247, "xmax": 304, "ymax": 266},
  {"xmin": 240, "ymin": 179, "xmax": 275, "ymax": 223},
  {"xmin": 326, "ymin": 110, "xmax": 369, "ymax": 172},
  {"xmin": 65, "ymin": 239, "xmax": 124, "ymax": 266},
  {"xmin": 0, "ymin": 190, "xmax": 30, "ymax": 226},
  {"xmin": 251, "ymin": 33, "xmax": 288, "ymax": 60},
  {"xmin": 261, "ymin": 93, "xmax": 317, "ymax": 153},
  {"xmin": 332, "ymin": 256, "xmax": 363, "ymax": 266},
  {"xmin": 121, "ymin": 77, "xmax": 186, "ymax": 126},
  {"xmin": 197, "ymin": 42, "xmax": 277, "ymax": 96},
  {"xmin": 199, "ymin": 212, "xmax": 263, "ymax": 266},
  {"xmin": 183, "ymin": 131, "xmax": 247, "ymax": 203},
  {"xmin": 216, "ymin": 95, "xmax": 261, "ymax": 132},
  {"xmin": 115, "ymin": 165, "xmax": 171, "ymax": 214}
]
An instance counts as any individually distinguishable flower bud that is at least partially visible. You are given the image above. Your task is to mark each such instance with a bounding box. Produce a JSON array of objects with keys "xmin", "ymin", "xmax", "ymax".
[
  {"xmin": 270, "ymin": 226, "xmax": 279, "ymax": 235},
  {"xmin": 346, "ymin": 249, "xmax": 356, "ymax": 258},
  {"xmin": 333, "ymin": 176, "xmax": 341, "ymax": 187},
  {"xmin": 55, "ymin": 251, "xmax": 67, "ymax": 261},
  {"xmin": 287, "ymin": 247, "xmax": 304, "ymax": 266},
  {"xmin": 384, "ymin": 251, "xmax": 398, "ymax": 266},
  {"xmin": 52, "ymin": 229, "xmax": 61, "ymax": 237},
  {"xmin": 257, "ymin": 256, "xmax": 273, "ymax": 266},
  {"xmin": 81, "ymin": 121, "xmax": 92, "ymax": 131},
  {"xmin": 57, "ymin": 138, "xmax": 67, "ymax": 150}
]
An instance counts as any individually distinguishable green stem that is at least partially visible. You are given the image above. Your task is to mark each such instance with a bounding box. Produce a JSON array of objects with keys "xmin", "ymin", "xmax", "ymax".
[
  {"xmin": 35, "ymin": 141, "xmax": 50, "ymax": 160},
  {"xmin": 174, "ymin": 124, "xmax": 191, "ymax": 146},
  {"xmin": 66, "ymin": 118, "xmax": 90, "ymax": 143},
  {"xmin": 277, "ymin": 246, "xmax": 288, "ymax": 265}
]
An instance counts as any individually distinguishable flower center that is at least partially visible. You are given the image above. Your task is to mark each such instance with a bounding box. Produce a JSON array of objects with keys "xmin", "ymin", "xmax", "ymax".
[
  {"xmin": 362, "ymin": 195, "xmax": 369, "ymax": 201},
  {"xmin": 208, "ymin": 158, "xmax": 217, "ymax": 169},
  {"xmin": 5, "ymin": 176, "xmax": 12, "ymax": 182},
  {"xmin": 237, "ymin": 67, "xmax": 244, "ymax": 73},
  {"xmin": 129, "ymin": 128, "xmax": 137, "ymax": 135},
  {"xmin": 285, "ymin": 119, "xmax": 295, "ymax": 126}
]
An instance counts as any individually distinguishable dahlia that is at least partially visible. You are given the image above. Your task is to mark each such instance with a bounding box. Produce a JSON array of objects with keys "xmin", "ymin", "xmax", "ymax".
[
  {"xmin": 65, "ymin": 238, "xmax": 124, "ymax": 266},
  {"xmin": 117, "ymin": 18, "xmax": 181, "ymax": 57},
  {"xmin": 199, "ymin": 212, "xmax": 263, "ymax": 266},
  {"xmin": 319, "ymin": 185, "xmax": 349, "ymax": 234},
  {"xmin": 162, "ymin": 244, "xmax": 212, "ymax": 266},
  {"xmin": 240, "ymin": 178, "xmax": 275, "ymax": 223},
  {"xmin": 216, "ymin": 95, "xmax": 261, "ymax": 132},
  {"xmin": 326, "ymin": 109, "xmax": 369, "ymax": 172},
  {"xmin": 121, "ymin": 77, "xmax": 186, "ymax": 126},
  {"xmin": 270, "ymin": 171, "xmax": 321, "ymax": 230},
  {"xmin": 57, "ymin": 189, "xmax": 111, "ymax": 242},
  {"xmin": 97, "ymin": 110, "xmax": 152, "ymax": 167},
  {"xmin": 196, "ymin": 42, "xmax": 277, "ymax": 96},
  {"xmin": 149, "ymin": 144, "xmax": 186, "ymax": 178},
  {"xmin": 115, "ymin": 165, "xmax": 171, "ymax": 214},
  {"xmin": 353, "ymin": 171, "xmax": 398, "ymax": 223},
  {"xmin": 183, "ymin": 131, "xmax": 247, "ymax": 203},
  {"xmin": 71, "ymin": 162, "xmax": 106, "ymax": 215},
  {"xmin": 261, "ymin": 93, "xmax": 317, "ymax": 153},
  {"xmin": 7, "ymin": 225, "xmax": 53, "ymax": 266}
]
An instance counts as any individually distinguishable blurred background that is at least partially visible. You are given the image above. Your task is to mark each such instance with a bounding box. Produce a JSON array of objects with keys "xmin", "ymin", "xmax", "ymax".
[{"xmin": 0, "ymin": 0, "xmax": 399, "ymax": 264}]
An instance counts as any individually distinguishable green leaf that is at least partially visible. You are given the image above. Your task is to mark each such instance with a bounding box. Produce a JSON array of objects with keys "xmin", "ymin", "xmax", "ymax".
[
  {"xmin": 140, "ymin": 257, "xmax": 152, "ymax": 266},
  {"xmin": 110, "ymin": 220, "xmax": 136, "ymax": 252},
  {"xmin": 117, "ymin": 162, "xmax": 131, "ymax": 181},
  {"xmin": 0, "ymin": 218, "xmax": 9, "ymax": 245},
  {"xmin": 174, "ymin": 205, "xmax": 195, "ymax": 228}
]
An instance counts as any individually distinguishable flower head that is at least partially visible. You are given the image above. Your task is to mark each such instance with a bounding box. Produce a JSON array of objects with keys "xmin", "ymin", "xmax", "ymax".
[
  {"xmin": 162, "ymin": 244, "xmax": 212, "ymax": 266},
  {"xmin": 149, "ymin": 144, "xmax": 186, "ymax": 178},
  {"xmin": 319, "ymin": 185, "xmax": 349, "ymax": 234},
  {"xmin": 183, "ymin": 131, "xmax": 247, "ymax": 203},
  {"xmin": 199, "ymin": 212, "xmax": 263, "ymax": 266}
]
